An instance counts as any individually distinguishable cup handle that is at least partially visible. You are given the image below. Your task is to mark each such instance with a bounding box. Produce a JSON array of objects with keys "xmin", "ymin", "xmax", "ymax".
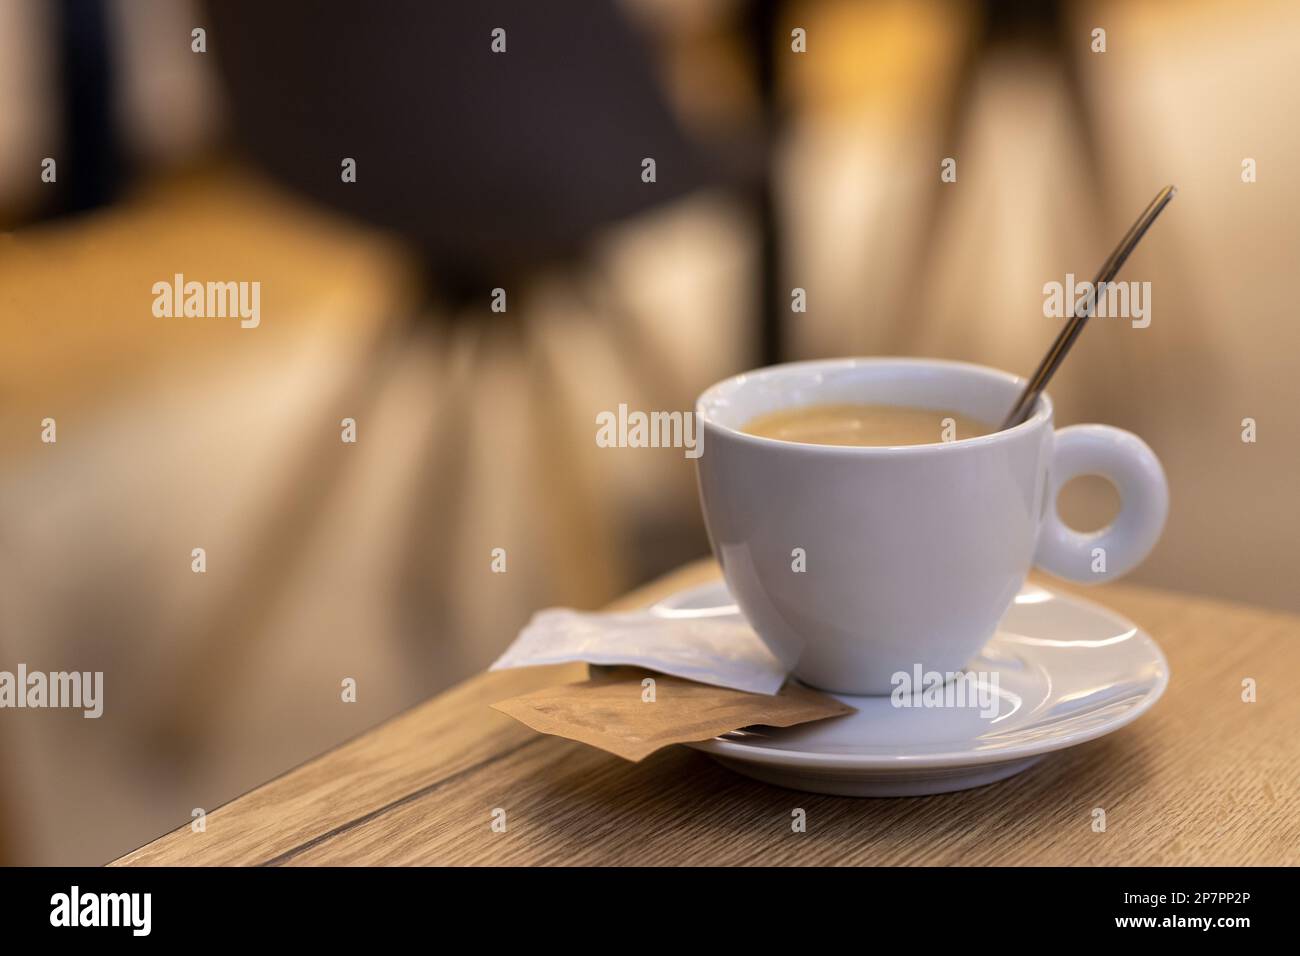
[{"xmin": 1033, "ymin": 425, "xmax": 1169, "ymax": 584}]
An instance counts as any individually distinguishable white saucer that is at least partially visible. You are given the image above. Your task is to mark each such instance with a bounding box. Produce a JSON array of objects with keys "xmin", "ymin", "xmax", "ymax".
[{"xmin": 658, "ymin": 580, "xmax": 1169, "ymax": 797}]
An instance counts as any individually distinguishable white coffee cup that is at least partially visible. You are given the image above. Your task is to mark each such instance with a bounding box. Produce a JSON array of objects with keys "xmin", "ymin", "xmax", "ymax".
[{"xmin": 695, "ymin": 357, "xmax": 1168, "ymax": 696}]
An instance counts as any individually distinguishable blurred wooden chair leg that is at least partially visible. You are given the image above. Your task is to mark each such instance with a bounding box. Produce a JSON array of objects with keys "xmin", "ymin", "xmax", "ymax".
[
  {"xmin": 521, "ymin": 308, "xmax": 628, "ymax": 608},
  {"xmin": 143, "ymin": 316, "xmax": 410, "ymax": 759},
  {"xmin": 886, "ymin": 2, "xmax": 1116, "ymax": 357},
  {"xmin": 882, "ymin": 21, "xmax": 982, "ymax": 356},
  {"xmin": 392, "ymin": 319, "xmax": 484, "ymax": 664}
]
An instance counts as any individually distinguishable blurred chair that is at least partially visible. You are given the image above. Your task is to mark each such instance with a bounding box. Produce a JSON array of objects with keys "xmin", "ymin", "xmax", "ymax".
[{"xmin": 138, "ymin": 0, "xmax": 734, "ymax": 750}]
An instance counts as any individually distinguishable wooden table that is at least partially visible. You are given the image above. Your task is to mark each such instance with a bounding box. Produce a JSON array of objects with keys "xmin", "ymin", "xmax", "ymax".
[{"xmin": 113, "ymin": 560, "xmax": 1300, "ymax": 866}]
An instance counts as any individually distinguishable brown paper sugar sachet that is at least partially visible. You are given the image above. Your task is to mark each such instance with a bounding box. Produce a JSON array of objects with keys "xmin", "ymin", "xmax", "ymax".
[{"xmin": 492, "ymin": 666, "xmax": 854, "ymax": 762}]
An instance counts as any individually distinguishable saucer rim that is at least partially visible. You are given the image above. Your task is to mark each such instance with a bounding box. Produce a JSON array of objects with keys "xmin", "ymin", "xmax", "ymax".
[{"xmin": 677, "ymin": 580, "xmax": 1170, "ymax": 771}]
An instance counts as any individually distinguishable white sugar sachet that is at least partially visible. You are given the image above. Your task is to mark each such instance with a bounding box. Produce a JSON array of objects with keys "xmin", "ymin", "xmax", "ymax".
[{"xmin": 490, "ymin": 605, "xmax": 787, "ymax": 696}]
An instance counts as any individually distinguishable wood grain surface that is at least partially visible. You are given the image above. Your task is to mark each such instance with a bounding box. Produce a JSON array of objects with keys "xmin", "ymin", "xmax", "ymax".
[{"xmin": 113, "ymin": 560, "xmax": 1300, "ymax": 866}]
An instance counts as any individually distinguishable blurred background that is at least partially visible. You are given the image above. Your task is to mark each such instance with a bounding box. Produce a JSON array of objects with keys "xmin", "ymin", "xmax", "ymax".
[{"xmin": 1, "ymin": 0, "xmax": 1297, "ymax": 864}]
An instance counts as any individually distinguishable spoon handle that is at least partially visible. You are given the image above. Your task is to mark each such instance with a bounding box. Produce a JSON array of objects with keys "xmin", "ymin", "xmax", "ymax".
[{"xmin": 1001, "ymin": 185, "xmax": 1178, "ymax": 431}]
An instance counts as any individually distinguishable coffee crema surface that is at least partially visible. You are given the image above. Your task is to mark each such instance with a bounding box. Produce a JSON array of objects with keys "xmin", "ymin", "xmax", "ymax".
[{"xmin": 740, "ymin": 402, "xmax": 994, "ymax": 447}]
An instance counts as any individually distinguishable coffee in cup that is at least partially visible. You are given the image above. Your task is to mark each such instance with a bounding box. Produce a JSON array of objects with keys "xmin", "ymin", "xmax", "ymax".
[{"xmin": 741, "ymin": 403, "xmax": 993, "ymax": 447}]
